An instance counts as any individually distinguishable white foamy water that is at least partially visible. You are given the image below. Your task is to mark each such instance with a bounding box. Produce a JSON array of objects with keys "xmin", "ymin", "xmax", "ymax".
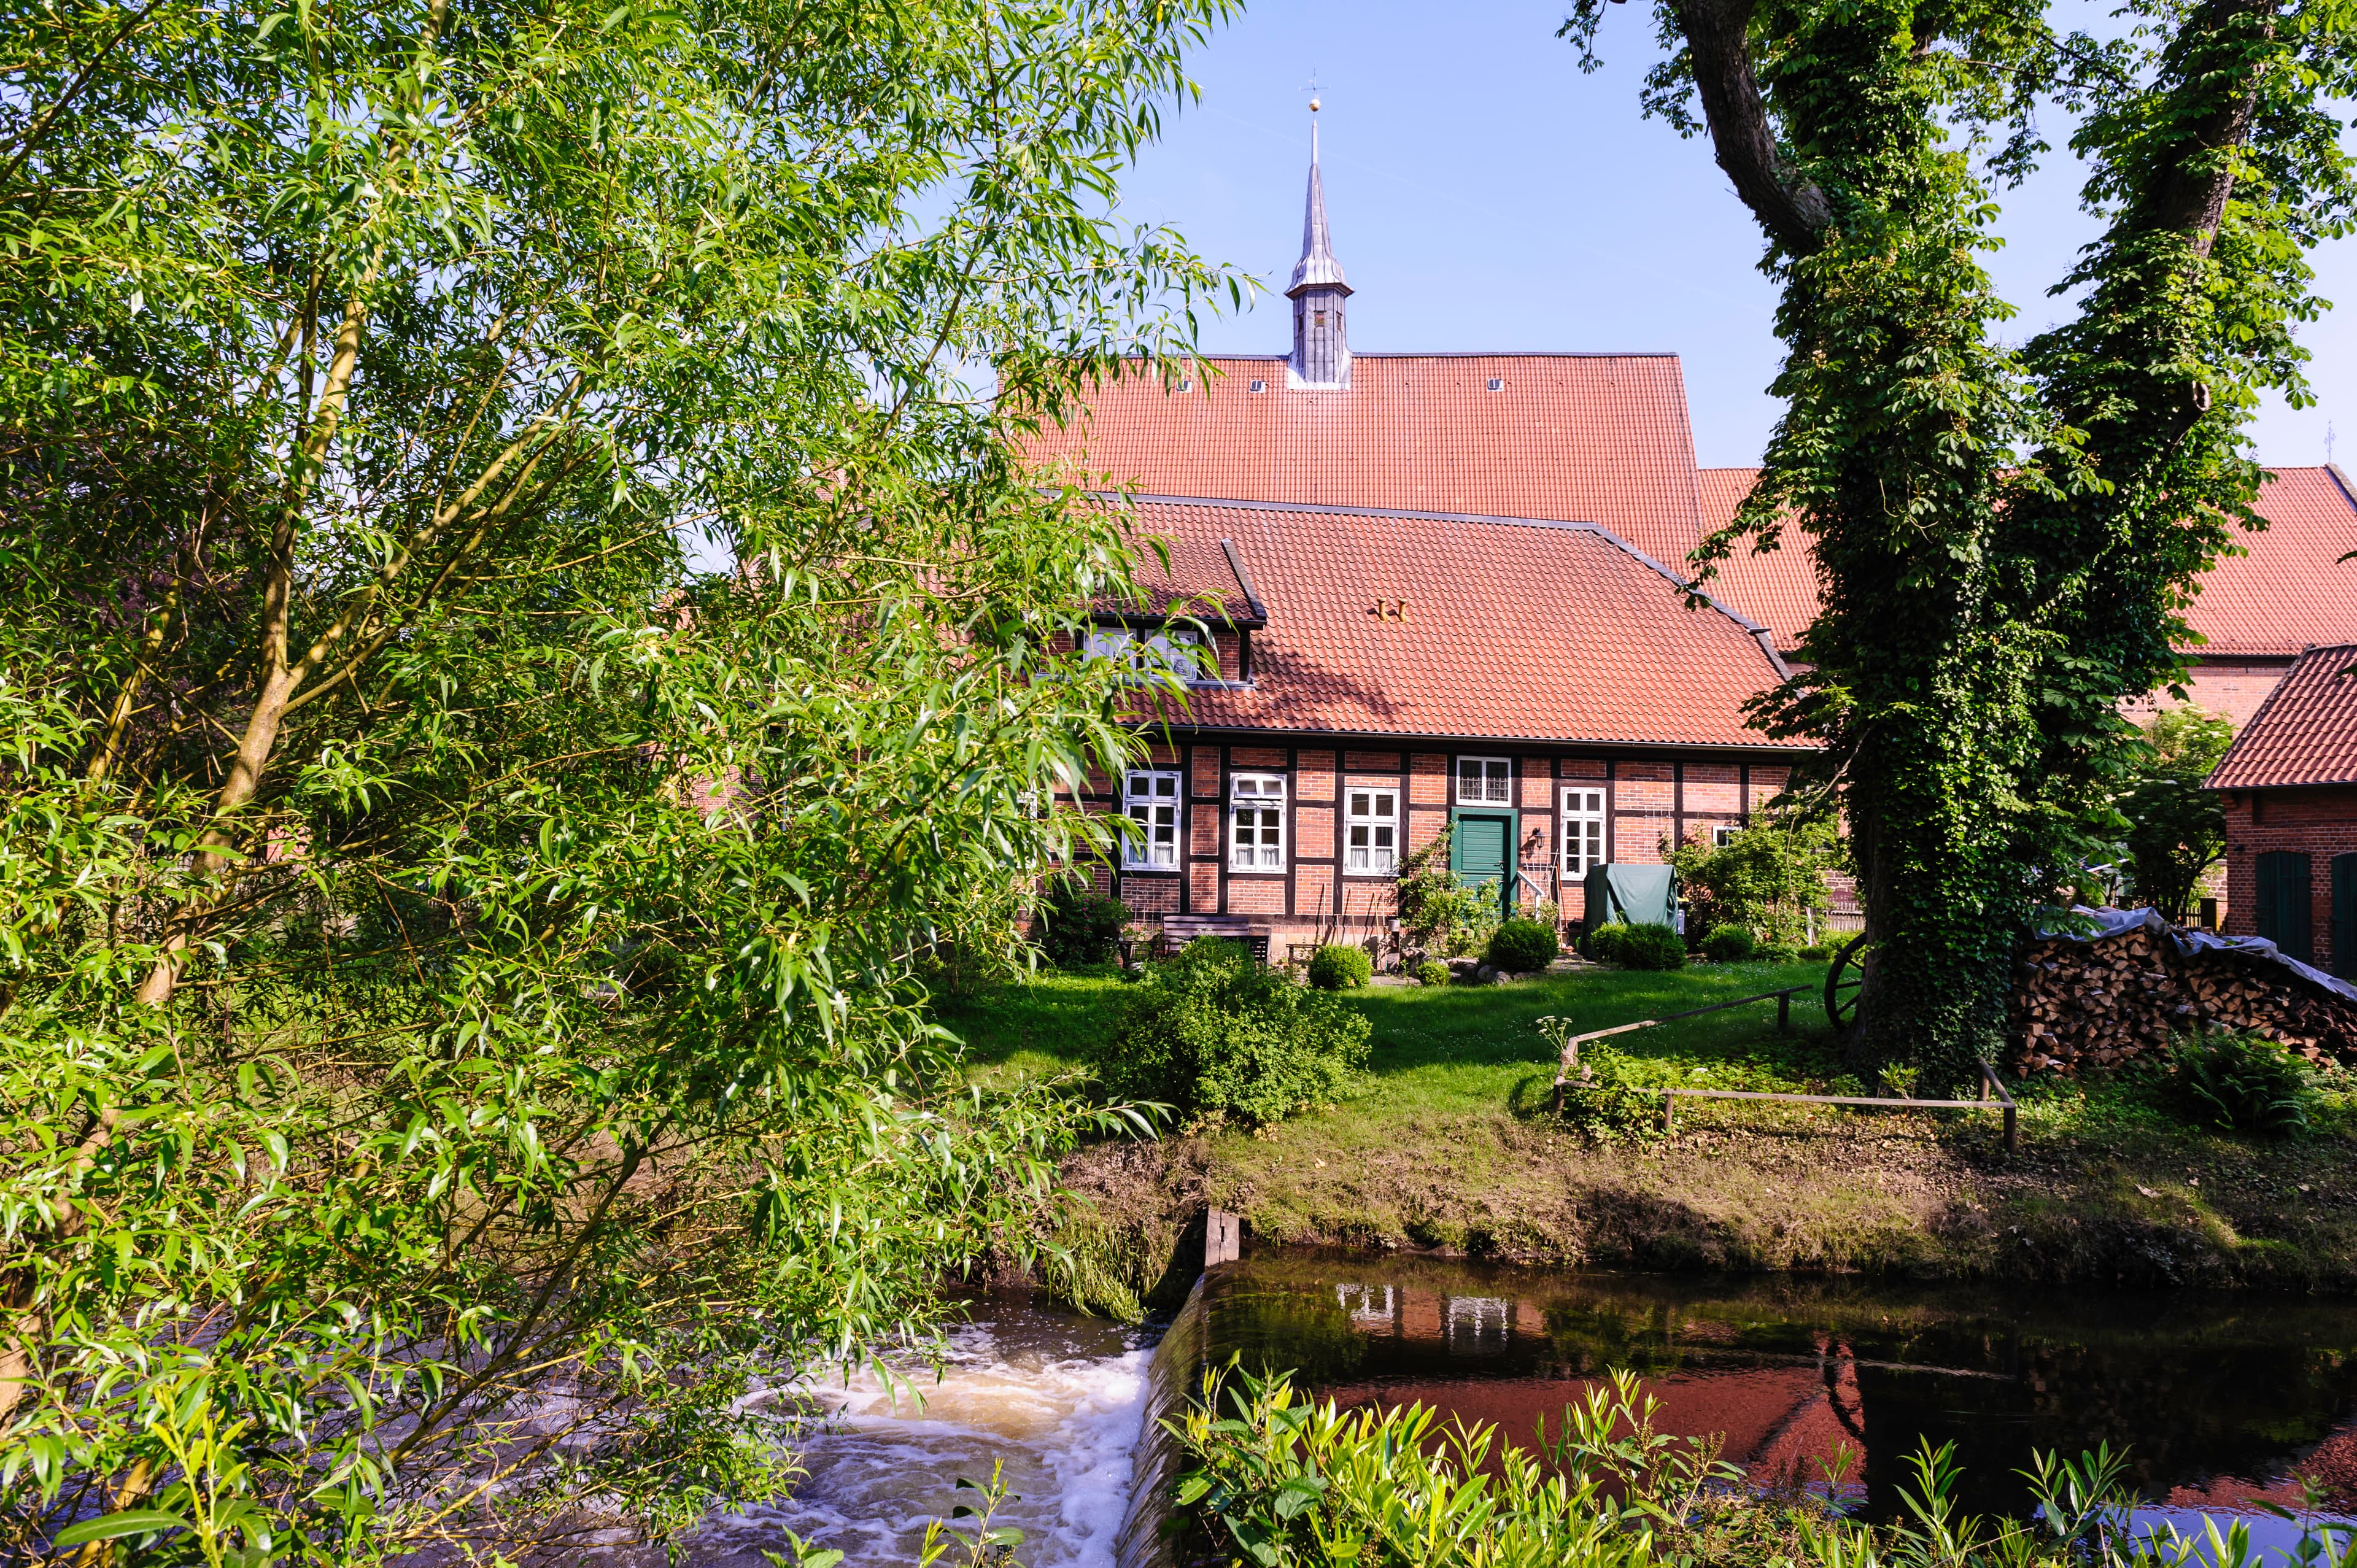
[{"xmin": 690, "ymin": 1308, "xmax": 1155, "ymax": 1568}]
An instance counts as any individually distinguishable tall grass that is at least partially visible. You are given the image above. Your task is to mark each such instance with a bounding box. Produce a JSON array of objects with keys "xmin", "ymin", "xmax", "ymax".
[{"xmin": 1171, "ymin": 1367, "xmax": 2339, "ymax": 1568}]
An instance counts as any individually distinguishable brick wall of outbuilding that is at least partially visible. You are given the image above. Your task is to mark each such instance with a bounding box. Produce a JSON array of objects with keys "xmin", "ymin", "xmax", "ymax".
[{"xmin": 2221, "ymin": 785, "xmax": 2357, "ymax": 975}]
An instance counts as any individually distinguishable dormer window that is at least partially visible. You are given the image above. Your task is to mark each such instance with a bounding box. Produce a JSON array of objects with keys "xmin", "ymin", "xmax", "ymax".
[
  {"xmin": 1082, "ymin": 623, "xmax": 1208, "ymax": 681},
  {"xmin": 1249, "ymin": 379, "xmax": 1267, "ymax": 393},
  {"xmin": 1486, "ymin": 377, "xmax": 1504, "ymax": 392}
]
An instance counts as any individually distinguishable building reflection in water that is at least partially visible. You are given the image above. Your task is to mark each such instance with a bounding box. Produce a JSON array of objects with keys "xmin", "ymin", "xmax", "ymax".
[{"xmin": 1208, "ymin": 1256, "xmax": 2357, "ymax": 1523}]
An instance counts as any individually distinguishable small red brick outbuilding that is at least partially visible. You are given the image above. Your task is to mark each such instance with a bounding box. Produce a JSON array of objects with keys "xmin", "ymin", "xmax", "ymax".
[{"xmin": 2210, "ymin": 643, "xmax": 2357, "ymax": 979}]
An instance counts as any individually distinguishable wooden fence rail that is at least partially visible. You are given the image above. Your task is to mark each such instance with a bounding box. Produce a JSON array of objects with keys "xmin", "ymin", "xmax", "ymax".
[{"xmin": 1548, "ymin": 986, "xmax": 2020, "ymax": 1152}]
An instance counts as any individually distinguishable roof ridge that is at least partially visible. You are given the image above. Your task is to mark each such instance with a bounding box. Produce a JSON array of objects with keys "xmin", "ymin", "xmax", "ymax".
[{"xmin": 2208, "ymin": 640, "xmax": 2357, "ymax": 789}]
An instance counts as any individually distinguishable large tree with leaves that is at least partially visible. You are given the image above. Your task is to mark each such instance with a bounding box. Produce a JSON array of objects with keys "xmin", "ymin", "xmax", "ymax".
[
  {"xmin": 1565, "ymin": 0, "xmax": 2356, "ymax": 1079},
  {"xmin": 0, "ymin": 0, "xmax": 1229, "ymax": 1558}
]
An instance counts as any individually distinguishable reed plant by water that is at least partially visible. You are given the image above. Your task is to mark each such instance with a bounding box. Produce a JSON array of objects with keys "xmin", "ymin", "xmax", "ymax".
[{"xmin": 1169, "ymin": 1367, "xmax": 2337, "ymax": 1568}]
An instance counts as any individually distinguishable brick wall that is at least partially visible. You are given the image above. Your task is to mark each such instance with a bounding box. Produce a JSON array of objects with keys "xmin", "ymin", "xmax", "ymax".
[
  {"xmin": 1112, "ymin": 739, "xmax": 1826, "ymax": 937},
  {"xmin": 2221, "ymin": 785, "xmax": 2357, "ymax": 974},
  {"xmin": 2123, "ymin": 657, "xmax": 2294, "ymax": 730}
]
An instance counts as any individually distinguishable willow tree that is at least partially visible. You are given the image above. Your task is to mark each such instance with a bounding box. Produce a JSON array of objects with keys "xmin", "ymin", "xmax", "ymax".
[
  {"xmin": 1564, "ymin": 0, "xmax": 2356, "ymax": 1079},
  {"xmin": 0, "ymin": 0, "xmax": 1229, "ymax": 1558}
]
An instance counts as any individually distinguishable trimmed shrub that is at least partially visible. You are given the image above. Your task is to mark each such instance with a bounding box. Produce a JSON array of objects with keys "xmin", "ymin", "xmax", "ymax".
[
  {"xmin": 1755, "ymin": 944, "xmax": 1802, "ymax": 962},
  {"xmin": 1701, "ymin": 924, "xmax": 1755, "ymax": 962},
  {"xmin": 1798, "ymin": 943, "xmax": 1833, "ymax": 962},
  {"xmin": 1032, "ymin": 871, "xmax": 1128, "ymax": 968},
  {"xmin": 1585, "ymin": 923, "xmax": 1631, "ymax": 965},
  {"xmin": 1486, "ymin": 919, "xmax": 1560, "ymax": 974},
  {"xmin": 2171, "ymin": 1031, "xmax": 2318, "ymax": 1138},
  {"xmin": 1617, "ymin": 922, "xmax": 1687, "ymax": 971},
  {"xmin": 1306, "ymin": 944, "xmax": 1373, "ymax": 991},
  {"xmin": 1414, "ymin": 959, "xmax": 1450, "ymax": 987},
  {"xmin": 1104, "ymin": 938, "xmax": 1371, "ymax": 1127}
]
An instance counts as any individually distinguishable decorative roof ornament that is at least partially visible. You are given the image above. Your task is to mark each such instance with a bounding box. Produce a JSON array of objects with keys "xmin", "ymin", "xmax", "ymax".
[{"xmin": 1287, "ymin": 102, "xmax": 1350, "ymax": 298}]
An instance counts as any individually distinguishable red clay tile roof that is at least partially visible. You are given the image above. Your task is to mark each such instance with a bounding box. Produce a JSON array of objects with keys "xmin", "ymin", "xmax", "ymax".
[
  {"xmin": 1694, "ymin": 468, "xmax": 1821, "ymax": 654},
  {"xmin": 1693, "ymin": 465, "xmax": 2357, "ymax": 658},
  {"xmin": 2208, "ymin": 642, "xmax": 2357, "ymax": 789},
  {"xmin": 1115, "ymin": 534, "xmax": 1263, "ymax": 624},
  {"xmin": 2184, "ymin": 468, "xmax": 2357, "ymax": 656},
  {"xmin": 1026, "ymin": 353, "xmax": 1708, "ymax": 567},
  {"xmin": 1122, "ymin": 495, "xmax": 1804, "ymax": 750}
]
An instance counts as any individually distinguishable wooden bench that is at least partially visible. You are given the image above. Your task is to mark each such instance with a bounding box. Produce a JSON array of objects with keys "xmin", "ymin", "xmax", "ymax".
[{"xmin": 1158, "ymin": 915, "xmax": 1271, "ymax": 964}]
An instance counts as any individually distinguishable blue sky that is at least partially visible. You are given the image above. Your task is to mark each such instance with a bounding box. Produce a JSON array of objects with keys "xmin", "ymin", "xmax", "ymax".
[{"xmin": 1114, "ymin": 0, "xmax": 2357, "ymax": 471}]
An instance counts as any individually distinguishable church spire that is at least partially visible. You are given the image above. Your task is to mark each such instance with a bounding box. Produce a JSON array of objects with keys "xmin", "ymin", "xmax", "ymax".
[{"xmin": 1287, "ymin": 101, "xmax": 1351, "ymax": 388}]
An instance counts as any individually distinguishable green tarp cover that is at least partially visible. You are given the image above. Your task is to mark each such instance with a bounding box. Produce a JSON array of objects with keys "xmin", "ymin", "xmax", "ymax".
[{"xmin": 1583, "ymin": 864, "xmax": 1677, "ymax": 930}]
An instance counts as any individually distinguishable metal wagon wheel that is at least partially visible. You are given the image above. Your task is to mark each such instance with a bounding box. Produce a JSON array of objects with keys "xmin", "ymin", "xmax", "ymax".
[{"xmin": 1823, "ymin": 932, "xmax": 1869, "ymax": 1032}]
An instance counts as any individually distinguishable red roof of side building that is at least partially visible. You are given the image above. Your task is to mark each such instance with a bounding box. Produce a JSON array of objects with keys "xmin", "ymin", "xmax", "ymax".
[
  {"xmin": 2208, "ymin": 643, "xmax": 2357, "ymax": 789},
  {"xmin": 1119, "ymin": 495, "xmax": 1805, "ymax": 751},
  {"xmin": 1691, "ymin": 466, "xmax": 2357, "ymax": 658},
  {"xmin": 1025, "ymin": 353, "xmax": 1709, "ymax": 568}
]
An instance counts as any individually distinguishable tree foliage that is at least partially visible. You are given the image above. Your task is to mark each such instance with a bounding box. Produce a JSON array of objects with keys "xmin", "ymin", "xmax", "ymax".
[
  {"xmin": 2115, "ymin": 706, "xmax": 2237, "ymax": 921},
  {"xmin": 1665, "ymin": 818, "xmax": 1840, "ymax": 949},
  {"xmin": 0, "ymin": 0, "xmax": 1234, "ymax": 1556},
  {"xmin": 1564, "ymin": 0, "xmax": 2357, "ymax": 1080}
]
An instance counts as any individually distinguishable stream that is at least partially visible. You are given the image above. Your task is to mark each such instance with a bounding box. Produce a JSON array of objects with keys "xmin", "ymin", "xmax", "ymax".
[{"xmin": 684, "ymin": 1251, "xmax": 2357, "ymax": 1564}]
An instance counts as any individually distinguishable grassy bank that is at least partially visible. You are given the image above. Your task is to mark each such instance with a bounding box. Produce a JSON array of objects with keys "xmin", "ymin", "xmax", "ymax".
[{"xmin": 940, "ymin": 965, "xmax": 2357, "ymax": 1297}]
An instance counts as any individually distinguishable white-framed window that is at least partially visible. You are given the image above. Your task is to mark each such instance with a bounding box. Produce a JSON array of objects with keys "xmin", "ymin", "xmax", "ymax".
[
  {"xmin": 1229, "ymin": 773, "xmax": 1286, "ymax": 871},
  {"xmin": 1455, "ymin": 755, "xmax": 1512, "ymax": 805},
  {"xmin": 1345, "ymin": 787, "xmax": 1399, "ymax": 875},
  {"xmin": 1713, "ymin": 824, "xmax": 1741, "ymax": 849},
  {"xmin": 1082, "ymin": 624, "xmax": 1205, "ymax": 679},
  {"xmin": 1561, "ymin": 787, "xmax": 1606, "ymax": 876},
  {"xmin": 1121, "ymin": 770, "xmax": 1181, "ymax": 869}
]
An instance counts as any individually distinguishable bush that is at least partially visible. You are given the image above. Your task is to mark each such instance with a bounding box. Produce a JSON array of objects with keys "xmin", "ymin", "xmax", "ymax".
[
  {"xmin": 1414, "ymin": 959, "xmax": 1450, "ymax": 987},
  {"xmin": 1031, "ymin": 871, "xmax": 1128, "ymax": 968},
  {"xmin": 1754, "ymin": 944, "xmax": 1801, "ymax": 962},
  {"xmin": 1104, "ymin": 938, "xmax": 1372, "ymax": 1127},
  {"xmin": 1486, "ymin": 918, "xmax": 1561, "ymax": 973},
  {"xmin": 1306, "ymin": 943, "xmax": 1373, "ymax": 991},
  {"xmin": 2170, "ymin": 1030, "xmax": 2319, "ymax": 1137},
  {"xmin": 1585, "ymin": 922, "xmax": 1630, "ymax": 965},
  {"xmin": 1798, "ymin": 943, "xmax": 1833, "ymax": 962},
  {"xmin": 1617, "ymin": 922, "xmax": 1687, "ymax": 971},
  {"xmin": 1395, "ymin": 830, "xmax": 1500, "ymax": 958},
  {"xmin": 1556, "ymin": 1040, "xmax": 1661, "ymax": 1141},
  {"xmin": 1701, "ymin": 924, "xmax": 1755, "ymax": 962}
]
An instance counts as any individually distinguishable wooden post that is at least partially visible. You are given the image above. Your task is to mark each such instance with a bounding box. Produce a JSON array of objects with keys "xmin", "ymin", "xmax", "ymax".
[
  {"xmin": 1204, "ymin": 1208, "xmax": 1240, "ymax": 1268},
  {"xmin": 1777, "ymin": 990, "xmax": 1791, "ymax": 1031},
  {"xmin": 2003, "ymin": 1104, "xmax": 2018, "ymax": 1154},
  {"xmin": 1663, "ymin": 1091, "xmax": 1676, "ymax": 1134}
]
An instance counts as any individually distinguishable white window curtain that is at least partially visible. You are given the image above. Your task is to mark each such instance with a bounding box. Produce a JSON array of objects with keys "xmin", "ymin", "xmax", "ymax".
[
  {"xmin": 1083, "ymin": 624, "xmax": 1204, "ymax": 679},
  {"xmin": 1455, "ymin": 756, "xmax": 1512, "ymax": 805},
  {"xmin": 1345, "ymin": 787, "xmax": 1398, "ymax": 874},
  {"xmin": 1122, "ymin": 770, "xmax": 1181, "ymax": 868},
  {"xmin": 1229, "ymin": 773, "xmax": 1286, "ymax": 870}
]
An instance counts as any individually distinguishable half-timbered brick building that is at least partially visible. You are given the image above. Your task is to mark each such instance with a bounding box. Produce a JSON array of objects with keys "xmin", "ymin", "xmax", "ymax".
[{"xmin": 1026, "ymin": 117, "xmax": 2357, "ymax": 959}]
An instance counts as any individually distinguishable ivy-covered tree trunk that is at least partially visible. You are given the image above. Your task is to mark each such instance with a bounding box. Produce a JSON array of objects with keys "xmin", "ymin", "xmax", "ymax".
[{"xmin": 1563, "ymin": 0, "xmax": 2357, "ymax": 1083}]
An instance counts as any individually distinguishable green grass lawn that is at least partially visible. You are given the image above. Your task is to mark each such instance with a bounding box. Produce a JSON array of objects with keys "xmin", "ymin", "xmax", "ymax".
[
  {"xmin": 943, "ymin": 960, "xmax": 1848, "ymax": 1118},
  {"xmin": 940, "ymin": 962, "xmax": 2357, "ymax": 1292}
]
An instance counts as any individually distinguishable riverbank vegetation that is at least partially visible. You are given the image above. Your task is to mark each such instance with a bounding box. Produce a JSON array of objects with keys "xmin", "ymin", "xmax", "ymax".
[
  {"xmin": 1172, "ymin": 1367, "xmax": 2293, "ymax": 1568},
  {"xmin": 949, "ymin": 963, "xmax": 2357, "ymax": 1305},
  {"xmin": 0, "ymin": 0, "xmax": 1237, "ymax": 1556}
]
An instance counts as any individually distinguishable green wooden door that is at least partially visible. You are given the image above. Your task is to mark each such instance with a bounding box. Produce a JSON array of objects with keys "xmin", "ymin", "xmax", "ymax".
[
  {"xmin": 2333, "ymin": 852, "xmax": 2356, "ymax": 981},
  {"xmin": 2257, "ymin": 850, "xmax": 2313, "ymax": 962},
  {"xmin": 1450, "ymin": 811, "xmax": 1514, "ymax": 917}
]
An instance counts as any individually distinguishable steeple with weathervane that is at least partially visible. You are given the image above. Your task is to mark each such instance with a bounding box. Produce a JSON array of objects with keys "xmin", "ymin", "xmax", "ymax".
[{"xmin": 1287, "ymin": 98, "xmax": 1351, "ymax": 390}]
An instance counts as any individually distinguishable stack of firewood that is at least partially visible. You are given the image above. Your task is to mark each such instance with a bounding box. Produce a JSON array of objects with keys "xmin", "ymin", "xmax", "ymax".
[{"xmin": 2011, "ymin": 923, "xmax": 2357, "ymax": 1075}]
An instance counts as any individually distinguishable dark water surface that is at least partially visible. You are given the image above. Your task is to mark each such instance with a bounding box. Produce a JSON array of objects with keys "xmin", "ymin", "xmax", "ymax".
[{"xmin": 1198, "ymin": 1251, "xmax": 2357, "ymax": 1523}]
